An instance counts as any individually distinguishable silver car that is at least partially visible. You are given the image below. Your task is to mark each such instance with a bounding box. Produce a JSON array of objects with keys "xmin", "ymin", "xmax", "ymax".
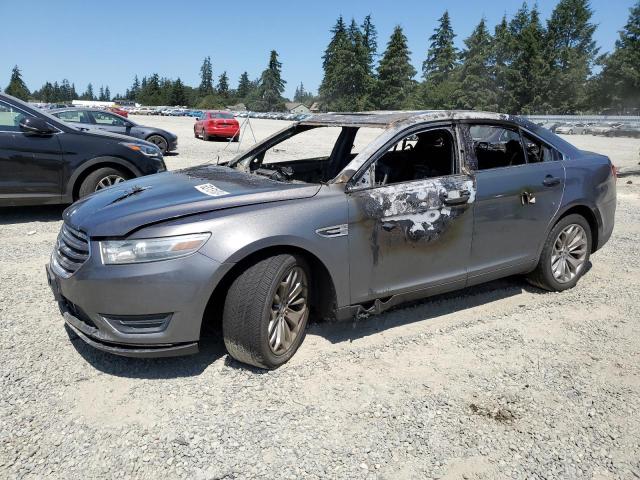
[{"xmin": 46, "ymin": 111, "xmax": 617, "ymax": 369}]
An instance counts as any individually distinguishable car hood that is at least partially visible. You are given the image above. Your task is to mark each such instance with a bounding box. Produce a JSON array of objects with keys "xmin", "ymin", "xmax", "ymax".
[{"xmin": 64, "ymin": 165, "xmax": 321, "ymax": 237}]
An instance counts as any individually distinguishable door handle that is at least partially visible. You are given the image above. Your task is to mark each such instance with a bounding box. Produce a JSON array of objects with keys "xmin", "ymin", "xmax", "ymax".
[
  {"xmin": 441, "ymin": 189, "xmax": 471, "ymax": 206},
  {"xmin": 381, "ymin": 222, "xmax": 397, "ymax": 232},
  {"xmin": 543, "ymin": 175, "xmax": 561, "ymax": 187}
]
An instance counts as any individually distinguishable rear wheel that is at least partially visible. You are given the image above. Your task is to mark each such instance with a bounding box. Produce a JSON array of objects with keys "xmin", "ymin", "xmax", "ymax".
[
  {"xmin": 527, "ymin": 214, "xmax": 592, "ymax": 291},
  {"xmin": 146, "ymin": 134, "xmax": 168, "ymax": 154},
  {"xmin": 223, "ymin": 254, "xmax": 310, "ymax": 369},
  {"xmin": 78, "ymin": 167, "xmax": 129, "ymax": 198},
  {"xmin": 202, "ymin": 129, "xmax": 210, "ymax": 141}
]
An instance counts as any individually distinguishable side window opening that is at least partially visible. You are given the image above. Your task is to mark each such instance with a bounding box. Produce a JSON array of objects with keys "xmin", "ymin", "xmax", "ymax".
[
  {"xmin": 522, "ymin": 132, "xmax": 557, "ymax": 163},
  {"xmin": 470, "ymin": 125, "xmax": 526, "ymax": 170},
  {"xmin": 370, "ymin": 128, "xmax": 455, "ymax": 187},
  {"xmin": 0, "ymin": 101, "xmax": 32, "ymax": 131}
]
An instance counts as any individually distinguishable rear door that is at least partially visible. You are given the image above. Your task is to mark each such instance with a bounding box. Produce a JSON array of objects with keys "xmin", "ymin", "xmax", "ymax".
[
  {"xmin": 0, "ymin": 99, "xmax": 63, "ymax": 204},
  {"xmin": 462, "ymin": 122, "xmax": 565, "ymax": 282},
  {"xmin": 347, "ymin": 124, "xmax": 475, "ymax": 304}
]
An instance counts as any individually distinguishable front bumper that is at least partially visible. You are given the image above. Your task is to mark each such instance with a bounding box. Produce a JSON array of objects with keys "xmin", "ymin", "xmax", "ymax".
[{"xmin": 46, "ymin": 249, "xmax": 232, "ymax": 358}]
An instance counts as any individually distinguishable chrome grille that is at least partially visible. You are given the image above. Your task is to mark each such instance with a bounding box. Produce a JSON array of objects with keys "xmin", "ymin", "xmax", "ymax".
[{"xmin": 51, "ymin": 224, "xmax": 90, "ymax": 277}]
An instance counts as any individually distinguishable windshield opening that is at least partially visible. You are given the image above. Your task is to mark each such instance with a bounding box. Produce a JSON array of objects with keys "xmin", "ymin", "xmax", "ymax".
[{"xmin": 228, "ymin": 124, "xmax": 384, "ymax": 184}]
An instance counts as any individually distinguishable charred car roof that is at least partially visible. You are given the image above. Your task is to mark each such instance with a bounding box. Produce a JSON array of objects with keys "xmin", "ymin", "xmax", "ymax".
[{"xmin": 299, "ymin": 110, "xmax": 513, "ymax": 128}]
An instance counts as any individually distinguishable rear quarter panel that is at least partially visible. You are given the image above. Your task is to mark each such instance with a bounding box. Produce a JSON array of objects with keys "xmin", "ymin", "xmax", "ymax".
[{"xmin": 556, "ymin": 152, "xmax": 616, "ymax": 251}]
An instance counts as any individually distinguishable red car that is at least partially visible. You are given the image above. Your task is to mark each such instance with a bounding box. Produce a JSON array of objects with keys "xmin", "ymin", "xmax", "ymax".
[
  {"xmin": 194, "ymin": 111, "xmax": 240, "ymax": 141},
  {"xmin": 107, "ymin": 106, "xmax": 128, "ymax": 118}
]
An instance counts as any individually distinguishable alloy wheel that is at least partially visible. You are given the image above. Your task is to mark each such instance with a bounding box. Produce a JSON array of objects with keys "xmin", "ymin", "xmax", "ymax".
[
  {"xmin": 147, "ymin": 135, "xmax": 168, "ymax": 153},
  {"xmin": 268, "ymin": 266, "xmax": 308, "ymax": 355},
  {"xmin": 551, "ymin": 224, "xmax": 588, "ymax": 283},
  {"xmin": 95, "ymin": 175, "xmax": 125, "ymax": 191}
]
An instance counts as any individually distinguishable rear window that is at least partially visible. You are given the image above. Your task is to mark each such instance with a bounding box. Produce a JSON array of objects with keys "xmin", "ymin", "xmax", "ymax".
[{"xmin": 211, "ymin": 112, "xmax": 234, "ymax": 119}]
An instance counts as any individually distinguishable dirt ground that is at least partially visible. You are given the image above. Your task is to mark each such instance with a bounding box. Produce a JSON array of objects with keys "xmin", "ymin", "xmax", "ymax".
[{"xmin": 0, "ymin": 116, "xmax": 639, "ymax": 479}]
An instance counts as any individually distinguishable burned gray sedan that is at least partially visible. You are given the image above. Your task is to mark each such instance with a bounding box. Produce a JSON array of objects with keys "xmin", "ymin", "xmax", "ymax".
[{"xmin": 46, "ymin": 111, "xmax": 617, "ymax": 369}]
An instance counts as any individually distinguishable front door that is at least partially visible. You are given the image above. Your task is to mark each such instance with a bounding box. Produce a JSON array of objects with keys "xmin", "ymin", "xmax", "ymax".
[
  {"xmin": 347, "ymin": 125, "xmax": 475, "ymax": 304},
  {"xmin": 462, "ymin": 123, "xmax": 566, "ymax": 280},
  {"xmin": 0, "ymin": 100, "xmax": 63, "ymax": 204},
  {"xmin": 89, "ymin": 110, "xmax": 129, "ymax": 135}
]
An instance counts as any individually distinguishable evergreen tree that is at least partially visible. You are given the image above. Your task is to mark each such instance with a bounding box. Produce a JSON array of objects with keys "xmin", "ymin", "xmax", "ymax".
[
  {"xmin": 237, "ymin": 71, "xmax": 252, "ymax": 99},
  {"xmin": 455, "ymin": 18, "xmax": 497, "ymax": 110},
  {"xmin": 545, "ymin": 0, "xmax": 598, "ymax": 113},
  {"xmin": 372, "ymin": 26, "xmax": 416, "ymax": 109},
  {"xmin": 199, "ymin": 56, "xmax": 214, "ymax": 96},
  {"xmin": 319, "ymin": 16, "xmax": 370, "ymax": 110},
  {"xmin": 493, "ymin": 15, "xmax": 515, "ymax": 112},
  {"xmin": 98, "ymin": 86, "xmax": 105, "ymax": 101},
  {"xmin": 4, "ymin": 65, "xmax": 30, "ymax": 100},
  {"xmin": 40, "ymin": 82, "xmax": 55, "ymax": 102},
  {"xmin": 218, "ymin": 71, "xmax": 229, "ymax": 96},
  {"xmin": 361, "ymin": 14, "xmax": 378, "ymax": 74},
  {"xmin": 256, "ymin": 50, "xmax": 286, "ymax": 111},
  {"xmin": 83, "ymin": 83, "xmax": 95, "ymax": 101},
  {"xmin": 170, "ymin": 78, "xmax": 187, "ymax": 105},
  {"xmin": 417, "ymin": 10, "xmax": 459, "ymax": 109},
  {"xmin": 591, "ymin": 0, "xmax": 640, "ymax": 112},
  {"xmin": 293, "ymin": 82, "xmax": 314, "ymax": 104},
  {"xmin": 508, "ymin": 3, "xmax": 548, "ymax": 113},
  {"xmin": 130, "ymin": 75, "xmax": 141, "ymax": 100},
  {"xmin": 422, "ymin": 11, "xmax": 458, "ymax": 83}
]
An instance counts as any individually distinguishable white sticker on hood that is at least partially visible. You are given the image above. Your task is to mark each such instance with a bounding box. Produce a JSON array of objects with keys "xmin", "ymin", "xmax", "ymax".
[{"xmin": 194, "ymin": 183, "xmax": 229, "ymax": 197}]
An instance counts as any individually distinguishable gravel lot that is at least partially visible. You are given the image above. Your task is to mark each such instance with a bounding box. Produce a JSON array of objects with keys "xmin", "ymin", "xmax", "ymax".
[{"xmin": 1, "ymin": 116, "xmax": 639, "ymax": 479}]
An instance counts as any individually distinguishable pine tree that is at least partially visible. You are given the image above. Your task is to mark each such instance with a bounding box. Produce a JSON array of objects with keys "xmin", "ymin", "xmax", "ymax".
[
  {"xmin": 455, "ymin": 18, "xmax": 497, "ymax": 110},
  {"xmin": 83, "ymin": 83, "xmax": 95, "ymax": 101},
  {"xmin": 373, "ymin": 26, "xmax": 416, "ymax": 109},
  {"xmin": 493, "ymin": 16, "xmax": 515, "ymax": 112},
  {"xmin": 508, "ymin": 3, "xmax": 548, "ymax": 113},
  {"xmin": 98, "ymin": 86, "xmax": 105, "ymax": 101},
  {"xmin": 416, "ymin": 11, "xmax": 460, "ymax": 109},
  {"xmin": 256, "ymin": 50, "xmax": 286, "ymax": 111},
  {"xmin": 319, "ymin": 16, "xmax": 370, "ymax": 111},
  {"xmin": 199, "ymin": 56, "xmax": 214, "ymax": 96},
  {"xmin": 218, "ymin": 71, "xmax": 229, "ymax": 96},
  {"xmin": 545, "ymin": 0, "xmax": 598, "ymax": 113},
  {"xmin": 237, "ymin": 71, "xmax": 252, "ymax": 99},
  {"xmin": 591, "ymin": 0, "xmax": 640, "ymax": 112},
  {"xmin": 361, "ymin": 14, "xmax": 378, "ymax": 74},
  {"xmin": 170, "ymin": 78, "xmax": 187, "ymax": 105},
  {"xmin": 40, "ymin": 82, "xmax": 55, "ymax": 102},
  {"xmin": 293, "ymin": 82, "xmax": 314, "ymax": 104},
  {"xmin": 104, "ymin": 86, "xmax": 111, "ymax": 101},
  {"xmin": 422, "ymin": 11, "xmax": 458, "ymax": 83},
  {"xmin": 4, "ymin": 65, "xmax": 30, "ymax": 100},
  {"xmin": 130, "ymin": 75, "xmax": 141, "ymax": 100}
]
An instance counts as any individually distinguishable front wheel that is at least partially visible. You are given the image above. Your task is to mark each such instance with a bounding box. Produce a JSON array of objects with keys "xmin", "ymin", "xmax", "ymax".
[
  {"xmin": 527, "ymin": 214, "xmax": 592, "ymax": 291},
  {"xmin": 223, "ymin": 254, "xmax": 310, "ymax": 369},
  {"xmin": 78, "ymin": 167, "xmax": 129, "ymax": 198},
  {"xmin": 146, "ymin": 134, "xmax": 168, "ymax": 154}
]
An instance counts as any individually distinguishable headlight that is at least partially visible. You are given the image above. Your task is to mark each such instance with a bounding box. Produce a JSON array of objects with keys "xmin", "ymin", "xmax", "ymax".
[
  {"xmin": 100, "ymin": 233, "xmax": 211, "ymax": 264},
  {"xmin": 120, "ymin": 142, "xmax": 162, "ymax": 157}
]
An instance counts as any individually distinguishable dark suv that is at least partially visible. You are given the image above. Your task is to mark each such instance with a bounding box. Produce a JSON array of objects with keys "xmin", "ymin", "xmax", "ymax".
[{"xmin": 0, "ymin": 93, "xmax": 166, "ymax": 207}]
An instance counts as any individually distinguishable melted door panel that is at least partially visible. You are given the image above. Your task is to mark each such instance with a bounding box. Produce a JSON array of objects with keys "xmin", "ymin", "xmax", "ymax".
[{"xmin": 347, "ymin": 174, "xmax": 475, "ymax": 304}]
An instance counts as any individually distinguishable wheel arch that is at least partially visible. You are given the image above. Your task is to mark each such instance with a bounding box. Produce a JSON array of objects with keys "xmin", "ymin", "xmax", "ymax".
[
  {"xmin": 551, "ymin": 203, "xmax": 601, "ymax": 253},
  {"xmin": 66, "ymin": 157, "xmax": 142, "ymax": 201},
  {"xmin": 201, "ymin": 244, "xmax": 338, "ymax": 338}
]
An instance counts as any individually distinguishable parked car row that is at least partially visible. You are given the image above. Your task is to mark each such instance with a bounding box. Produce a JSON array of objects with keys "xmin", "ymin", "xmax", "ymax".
[{"xmin": 535, "ymin": 120, "xmax": 640, "ymax": 137}]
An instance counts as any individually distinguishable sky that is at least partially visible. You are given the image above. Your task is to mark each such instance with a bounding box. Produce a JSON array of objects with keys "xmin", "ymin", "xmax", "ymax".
[{"xmin": 1, "ymin": 0, "xmax": 636, "ymax": 100}]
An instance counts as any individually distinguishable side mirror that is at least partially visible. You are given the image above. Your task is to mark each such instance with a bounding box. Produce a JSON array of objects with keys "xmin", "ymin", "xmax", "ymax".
[{"xmin": 19, "ymin": 117, "xmax": 55, "ymax": 135}]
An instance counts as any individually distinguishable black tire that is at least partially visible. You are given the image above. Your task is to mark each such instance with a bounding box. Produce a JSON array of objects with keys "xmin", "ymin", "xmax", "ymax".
[
  {"xmin": 202, "ymin": 129, "xmax": 209, "ymax": 141},
  {"xmin": 527, "ymin": 214, "xmax": 592, "ymax": 292},
  {"xmin": 78, "ymin": 167, "xmax": 130, "ymax": 199},
  {"xmin": 146, "ymin": 134, "xmax": 168, "ymax": 154},
  {"xmin": 193, "ymin": 128, "xmax": 198, "ymax": 138},
  {"xmin": 223, "ymin": 254, "xmax": 310, "ymax": 369}
]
